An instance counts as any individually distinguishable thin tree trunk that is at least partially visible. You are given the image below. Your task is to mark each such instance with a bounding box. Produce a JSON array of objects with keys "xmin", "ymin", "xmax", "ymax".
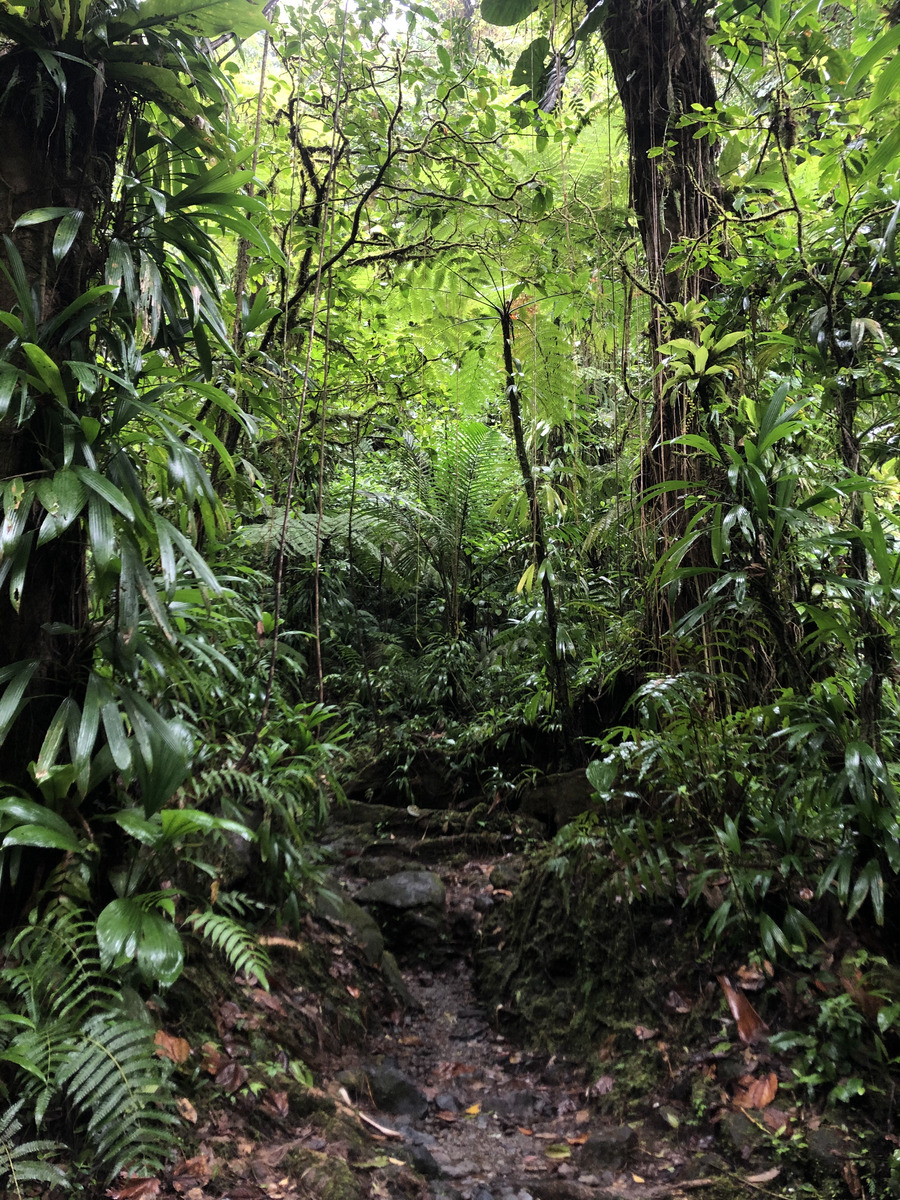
[{"xmin": 499, "ymin": 305, "xmax": 576, "ymax": 761}]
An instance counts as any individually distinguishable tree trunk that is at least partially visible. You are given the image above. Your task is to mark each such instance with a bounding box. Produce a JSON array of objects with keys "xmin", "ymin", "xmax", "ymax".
[
  {"xmin": 590, "ymin": 0, "xmax": 720, "ymax": 643},
  {"xmin": 0, "ymin": 51, "xmax": 125, "ymax": 783}
]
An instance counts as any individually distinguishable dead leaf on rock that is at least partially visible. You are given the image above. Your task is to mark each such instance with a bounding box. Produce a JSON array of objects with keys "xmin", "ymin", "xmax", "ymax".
[
  {"xmin": 154, "ymin": 1030, "xmax": 191, "ymax": 1063},
  {"xmin": 176, "ymin": 1097, "xmax": 198, "ymax": 1123},
  {"xmin": 732, "ymin": 1070, "xmax": 778, "ymax": 1110},
  {"xmin": 217, "ymin": 1061, "xmax": 249, "ymax": 1094},
  {"xmin": 632, "ymin": 1174, "xmax": 645, "ymax": 1183},
  {"xmin": 517, "ymin": 1126, "xmax": 533, "ymax": 1136},
  {"xmin": 635, "ymin": 1025, "xmax": 659, "ymax": 1040},
  {"xmin": 575, "ymin": 1108, "xmax": 590, "ymax": 1125},
  {"xmin": 106, "ymin": 1178, "xmax": 161, "ymax": 1200},
  {"xmin": 717, "ymin": 974, "xmax": 769, "ymax": 1044},
  {"xmin": 566, "ymin": 1134, "xmax": 588, "ymax": 1146},
  {"xmin": 345, "ymin": 985, "xmax": 361, "ymax": 999},
  {"xmin": 437, "ymin": 1111, "xmax": 457, "ymax": 1123}
]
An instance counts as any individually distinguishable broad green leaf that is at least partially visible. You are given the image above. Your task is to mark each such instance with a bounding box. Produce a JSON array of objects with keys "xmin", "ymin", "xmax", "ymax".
[
  {"xmin": 12, "ymin": 207, "xmax": 72, "ymax": 228},
  {"xmin": 96, "ymin": 897, "xmax": 184, "ymax": 987},
  {"xmin": 71, "ymin": 466, "xmax": 134, "ymax": 520},
  {"xmin": 0, "ymin": 660, "xmax": 39, "ymax": 741},
  {"xmin": 481, "ymin": 0, "xmax": 538, "ymax": 24},
  {"xmin": 52, "ymin": 210, "xmax": 84, "ymax": 265},
  {"xmin": 510, "ymin": 36, "xmax": 550, "ymax": 93},
  {"xmin": 2, "ymin": 823, "xmax": 82, "ymax": 852},
  {"xmin": 21, "ymin": 343, "xmax": 67, "ymax": 405}
]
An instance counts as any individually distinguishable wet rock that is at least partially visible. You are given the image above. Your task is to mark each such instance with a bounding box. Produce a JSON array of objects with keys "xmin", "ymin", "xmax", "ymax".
[
  {"xmin": 577, "ymin": 1125, "xmax": 637, "ymax": 1171},
  {"xmin": 473, "ymin": 1189, "xmax": 495, "ymax": 1200},
  {"xmin": 435, "ymin": 1091, "xmax": 461, "ymax": 1112},
  {"xmin": 358, "ymin": 870, "xmax": 446, "ymax": 909},
  {"xmin": 807, "ymin": 1126, "xmax": 858, "ymax": 1176},
  {"xmin": 316, "ymin": 888, "xmax": 385, "ymax": 966},
  {"xmin": 484, "ymin": 1090, "xmax": 534, "ymax": 1120},
  {"xmin": 429, "ymin": 1185, "xmax": 463, "ymax": 1200},
  {"xmin": 357, "ymin": 870, "xmax": 447, "ymax": 961},
  {"xmin": 400, "ymin": 1141, "xmax": 442, "ymax": 1178},
  {"xmin": 363, "ymin": 1063, "xmax": 428, "ymax": 1118},
  {"xmin": 517, "ymin": 770, "xmax": 596, "ymax": 832},
  {"xmin": 354, "ymin": 855, "xmax": 425, "ymax": 880}
]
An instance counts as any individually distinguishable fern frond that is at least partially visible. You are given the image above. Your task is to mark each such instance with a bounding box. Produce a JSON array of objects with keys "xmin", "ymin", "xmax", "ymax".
[
  {"xmin": 186, "ymin": 909, "xmax": 271, "ymax": 989},
  {"xmin": 56, "ymin": 1013, "xmax": 179, "ymax": 1180},
  {"xmin": 0, "ymin": 1100, "xmax": 66, "ymax": 1191}
]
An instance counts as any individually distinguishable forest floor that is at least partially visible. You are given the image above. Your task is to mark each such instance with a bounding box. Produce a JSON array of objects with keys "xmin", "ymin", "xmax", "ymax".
[{"xmin": 138, "ymin": 798, "xmax": 890, "ymax": 1200}]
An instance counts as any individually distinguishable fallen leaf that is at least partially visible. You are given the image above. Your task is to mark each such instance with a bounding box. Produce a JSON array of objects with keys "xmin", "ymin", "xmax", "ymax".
[
  {"xmin": 735, "ymin": 964, "xmax": 767, "ymax": 991},
  {"xmin": 665, "ymin": 990, "xmax": 692, "ymax": 1013},
  {"xmin": 216, "ymin": 1060, "xmax": 249, "ymax": 1093},
  {"xmin": 575, "ymin": 1109, "xmax": 590, "ymax": 1125},
  {"xmin": 762, "ymin": 1107, "xmax": 792, "ymax": 1133},
  {"xmin": 261, "ymin": 1090, "xmax": 289, "ymax": 1118},
  {"xmin": 388, "ymin": 1156, "xmax": 405, "ymax": 1166},
  {"xmin": 154, "ymin": 1030, "xmax": 191, "ymax": 1064},
  {"xmin": 517, "ymin": 1127, "xmax": 534, "ymax": 1136},
  {"xmin": 589, "ymin": 1074, "xmax": 615, "ymax": 1096},
  {"xmin": 746, "ymin": 1168, "xmax": 781, "ymax": 1184},
  {"xmin": 635, "ymin": 1025, "xmax": 659, "ymax": 1040},
  {"xmin": 346, "ymin": 985, "xmax": 361, "ymax": 999},
  {"xmin": 843, "ymin": 1160, "xmax": 862, "ymax": 1198},
  {"xmin": 176, "ymin": 1097, "xmax": 198, "ymax": 1123},
  {"xmin": 717, "ymin": 974, "xmax": 769, "ymax": 1044},
  {"xmin": 250, "ymin": 989, "xmax": 286, "ymax": 1015},
  {"xmin": 201, "ymin": 1042, "xmax": 226, "ymax": 1075},
  {"xmin": 436, "ymin": 1111, "xmax": 457, "ymax": 1123},
  {"xmin": 522, "ymin": 1155, "xmax": 547, "ymax": 1172},
  {"xmin": 566, "ymin": 1134, "xmax": 589, "ymax": 1145},
  {"xmin": 632, "ymin": 1174, "xmax": 645, "ymax": 1183},
  {"xmin": 545, "ymin": 1144, "xmax": 571, "ymax": 1160},
  {"xmin": 106, "ymin": 1179, "xmax": 161, "ymax": 1200},
  {"xmin": 732, "ymin": 1070, "xmax": 778, "ymax": 1109},
  {"xmin": 465, "ymin": 1103, "xmax": 481, "ymax": 1115}
]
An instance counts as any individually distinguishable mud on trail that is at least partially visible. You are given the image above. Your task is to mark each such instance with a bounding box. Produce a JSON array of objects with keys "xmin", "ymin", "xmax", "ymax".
[{"xmin": 146, "ymin": 800, "xmax": 887, "ymax": 1200}]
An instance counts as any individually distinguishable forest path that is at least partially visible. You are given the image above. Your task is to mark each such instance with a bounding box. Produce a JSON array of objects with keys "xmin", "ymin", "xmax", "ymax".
[{"xmin": 321, "ymin": 802, "xmax": 727, "ymax": 1200}]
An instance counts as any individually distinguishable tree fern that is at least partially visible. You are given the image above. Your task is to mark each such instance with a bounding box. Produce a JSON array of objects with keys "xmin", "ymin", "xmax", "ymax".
[{"xmin": 186, "ymin": 909, "xmax": 271, "ymax": 989}]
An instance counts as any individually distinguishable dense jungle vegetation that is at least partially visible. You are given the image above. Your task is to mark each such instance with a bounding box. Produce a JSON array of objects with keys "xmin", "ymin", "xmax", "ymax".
[{"xmin": 3, "ymin": 0, "xmax": 900, "ymax": 1189}]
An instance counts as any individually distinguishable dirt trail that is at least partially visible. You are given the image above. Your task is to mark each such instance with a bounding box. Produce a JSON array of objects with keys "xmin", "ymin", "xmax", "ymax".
[{"xmin": 325, "ymin": 809, "xmax": 719, "ymax": 1200}]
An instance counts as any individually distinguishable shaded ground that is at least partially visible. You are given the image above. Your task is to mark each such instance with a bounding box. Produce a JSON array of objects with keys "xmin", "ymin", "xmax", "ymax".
[{"xmin": 135, "ymin": 798, "xmax": 895, "ymax": 1200}]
